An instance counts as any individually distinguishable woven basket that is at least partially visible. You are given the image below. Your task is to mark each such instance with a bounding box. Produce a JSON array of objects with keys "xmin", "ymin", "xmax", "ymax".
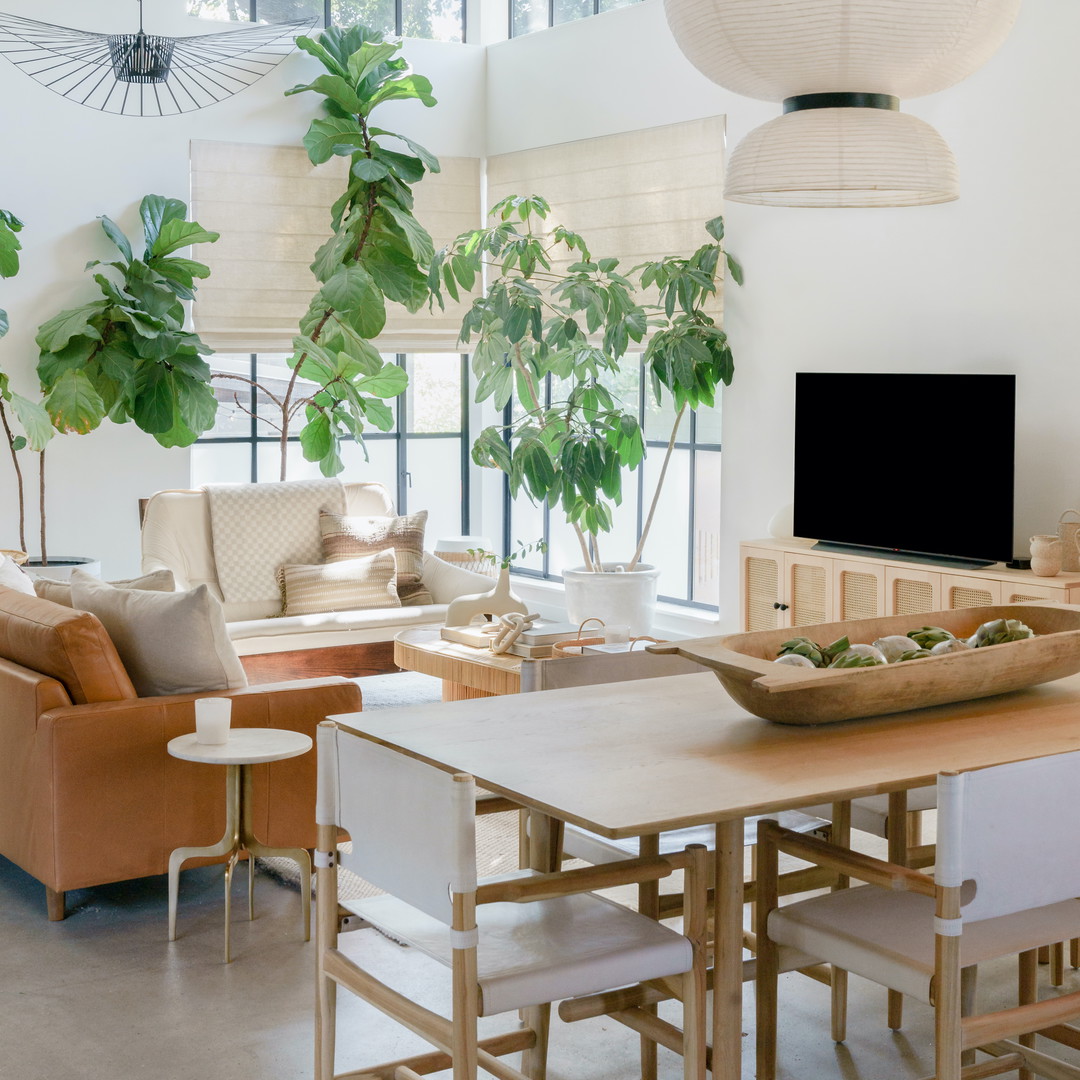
[{"xmin": 435, "ymin": 550, "xmax": 498, "ymax": 578}]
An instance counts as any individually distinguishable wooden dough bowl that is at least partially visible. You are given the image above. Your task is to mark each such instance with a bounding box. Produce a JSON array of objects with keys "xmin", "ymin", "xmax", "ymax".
[{"xmin": 651, "ymin": 605, "xmax": 1080, "ymax": 725}]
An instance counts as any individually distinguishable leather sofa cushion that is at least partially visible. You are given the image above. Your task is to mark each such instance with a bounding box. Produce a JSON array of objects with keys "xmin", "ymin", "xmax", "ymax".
[{"xmin": 0, "ymin": 587, "xmax": 136, "ymax": 705}]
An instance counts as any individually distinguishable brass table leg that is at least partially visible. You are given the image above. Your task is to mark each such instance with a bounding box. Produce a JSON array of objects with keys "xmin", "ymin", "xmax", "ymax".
[{"xmin": 167, "ymin": 763, "xmax": 311, "ymax": 961}]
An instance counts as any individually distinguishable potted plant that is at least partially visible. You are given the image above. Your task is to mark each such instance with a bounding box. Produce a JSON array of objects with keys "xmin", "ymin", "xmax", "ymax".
[
  {"xmin": 31, "ymin": 195, "xmax": 220, "ymax": 572},
  {"xmin": 211, "ymin": 25, "xmax": 439, "ymax": 480},
  {"xmin": 430, "ymin": 195, "xmax": 742, "ymax": 632}
]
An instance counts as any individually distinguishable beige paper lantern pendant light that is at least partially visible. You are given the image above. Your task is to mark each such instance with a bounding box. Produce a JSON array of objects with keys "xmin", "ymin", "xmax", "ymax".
[{"xmin": 663, "ymin": 0, "xmax": 1022, "ymax": 207}]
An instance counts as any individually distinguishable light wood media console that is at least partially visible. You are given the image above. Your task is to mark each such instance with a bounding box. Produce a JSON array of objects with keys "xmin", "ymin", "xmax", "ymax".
[{"xmin": 741, "ymin": 537, "xmax": 1080, "ymax": 632}]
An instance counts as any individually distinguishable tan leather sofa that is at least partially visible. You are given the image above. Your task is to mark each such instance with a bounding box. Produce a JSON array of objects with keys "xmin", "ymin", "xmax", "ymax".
[
  {"xmin": 140, "ymin": 480, "xmax": 493, "ymax": 682},
  {"xmin": 0, "ymin": 586, "xmax": 362, "ymax": 920}
]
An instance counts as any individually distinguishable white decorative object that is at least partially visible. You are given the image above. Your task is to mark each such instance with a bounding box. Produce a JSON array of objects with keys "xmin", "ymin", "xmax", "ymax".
[
  {"xmin": 663, "ymin": 0, "xmax": 1021, "ymax": 207},
  {"xmin": 194, "ymin": 697, "xmax": 232, "ymax": 745},
  {"xmin": 489, "ymin": 612, "xmax": 541, "ymax": 655},
  {"xmin": 1030, "ymin": 535, "xmax": 1062, "ymax": 578},
  {"xmin": 563, "ymin": 564, "xmax": 661, "ymax": 637},
  {"xmin": 443, "ymin": 567, "xmax": 528, "ymax": 627},
  {"xmin": 1058, "ymin": 511, "xmax": 1080, "ymax": 573}
]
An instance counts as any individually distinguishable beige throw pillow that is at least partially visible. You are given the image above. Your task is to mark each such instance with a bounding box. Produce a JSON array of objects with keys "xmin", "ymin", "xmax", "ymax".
[
  {"xmin": 319, "ymin": 510, "xmax": 432, "ymax": 606},
  {"xmin": 35, "ymin": 568, "xmax": 175, "ymax": 608},
  {"xmin": 69, "ymin": 569, "xmax": 248, "ymax": 697},
  {"xmin": 276, "ymin": 550, "xmax": 401, "ymax": 617}
]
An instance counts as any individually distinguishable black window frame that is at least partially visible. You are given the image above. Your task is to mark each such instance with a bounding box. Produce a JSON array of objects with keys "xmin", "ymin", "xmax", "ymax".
[
  {"xmin": 228, "ymin": 0, "xmax": 467, "ymax": 43},
  {"xmin": 198, "ymin": 352, "xmax": 473, "ymax": 534},
  {"xmin": 501, "ymin": 361, "xmax": 721, "ymax": 609}
]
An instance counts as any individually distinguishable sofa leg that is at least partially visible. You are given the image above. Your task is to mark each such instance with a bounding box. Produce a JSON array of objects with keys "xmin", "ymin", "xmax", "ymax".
[{"xmin": 46, "ymin": 887, "xmax": 65, "ymax": 921}]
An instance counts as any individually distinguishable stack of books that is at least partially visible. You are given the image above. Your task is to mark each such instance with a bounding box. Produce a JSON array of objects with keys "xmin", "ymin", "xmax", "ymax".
[{"xmin": 441, "ymin": 620, "xmax": 582, "ymax": 658}]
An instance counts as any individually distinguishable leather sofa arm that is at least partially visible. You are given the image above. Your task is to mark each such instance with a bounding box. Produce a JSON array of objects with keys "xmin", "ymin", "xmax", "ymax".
[{"xmin": 27, "ymin": 677, "xmax": 363, "ymax": 893}]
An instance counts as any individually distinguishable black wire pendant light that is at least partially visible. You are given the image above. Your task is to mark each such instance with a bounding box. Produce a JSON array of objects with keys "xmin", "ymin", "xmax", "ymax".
[{"xmin": 0, "ymin": 1, "xmax": 315, "ymax": 117}]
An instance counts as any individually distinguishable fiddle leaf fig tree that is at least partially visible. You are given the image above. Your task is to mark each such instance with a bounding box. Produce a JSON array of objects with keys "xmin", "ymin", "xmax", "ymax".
[
  {"xmin": 0, "ymin": 210, "xmax": 53, "ymax": 554},
  {"xmin": 35, "ymin": 194, "xmax": 220, "ymax": 448},
  {"xmin": 214, "ymin": 25, "xmax": 438, "ymax": 479},
  {"xmin": 431, "ymin": 196, "xmax": 741, "ymax": 572}
]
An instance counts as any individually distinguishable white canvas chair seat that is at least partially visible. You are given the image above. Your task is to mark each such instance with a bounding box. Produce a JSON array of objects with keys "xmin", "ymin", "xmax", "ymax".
[
  {"xmin": 343, "ymin": 871, "xmax": 693, "ymax": 1016},
  {"xmin": 562, "ymin": 810, "xmax": 829, "ymax": 866},
  {"xmin": 770, "ymin": 885, "xmax": 1080, "ymax": 1005},
  {"xmin": 800, "ymin": 784, "xmax": 938, "ymax": 839}
]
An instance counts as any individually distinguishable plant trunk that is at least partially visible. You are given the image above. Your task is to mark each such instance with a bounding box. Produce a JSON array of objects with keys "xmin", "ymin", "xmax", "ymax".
[
  {"xmin": 0, "ymin": 400, "xmax": 26, "ymax": 552},
  {"xmin": 573, "ymin": 524, "xmax": 594, "ymax": 572},
  {"xmin": 38, "ymin": 447, "xmax": 46, "ymax": 566},
  {"xmin": 628, "ymin": 402, "xmax": 687, "ymax": 572}
]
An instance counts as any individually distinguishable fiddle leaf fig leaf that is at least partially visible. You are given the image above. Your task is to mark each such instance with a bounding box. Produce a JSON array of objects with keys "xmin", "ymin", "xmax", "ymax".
[
  {"xmin": 153, "ymin": 218, "xmax": 219, "ymax": 258},
  {"xmin": 9, "ymin": 393, "xmax": 54, "ymax": 452},
  {"xmin": 45, "ymin": 369, "xmax": 106, "ymax": 435},
  {"xmin": 304, "ymin": 117, "xmax": 368, "ymax": 164},
  {"xmin": 355, "ymin": 362, "xmax": 408, "ymax": 400},
  {"xmin": 36, "ymin": 303, "xmax": 106, "ymax": 353},
  {"xmin": 99, "ymin": 216, "xmax": 133, "ymax": 262},
  {"xmin": 139, "ymin": 195, "xmax": 187, "ymax": 257}
]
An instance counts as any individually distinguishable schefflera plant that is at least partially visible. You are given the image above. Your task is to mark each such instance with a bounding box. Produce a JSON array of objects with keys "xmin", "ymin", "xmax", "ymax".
[
  {"xmin": 270, "ymin": 25, "xmax": 441, "ymax": 477},
  {"xmin": 35, "ymin": 195, "xmax": 220, "ymax": 448}
]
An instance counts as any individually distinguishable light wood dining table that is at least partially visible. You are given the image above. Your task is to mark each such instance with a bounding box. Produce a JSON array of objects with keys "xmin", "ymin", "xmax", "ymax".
[{"xmin": 332, "ymin": 668, "xmax": 1080, "ymax": 1080}]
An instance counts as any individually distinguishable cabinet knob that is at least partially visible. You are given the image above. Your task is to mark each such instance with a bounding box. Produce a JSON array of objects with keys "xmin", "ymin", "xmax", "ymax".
[{"xmin": 773, "ymin": 602, "xmax": 789, "ymax": 611}]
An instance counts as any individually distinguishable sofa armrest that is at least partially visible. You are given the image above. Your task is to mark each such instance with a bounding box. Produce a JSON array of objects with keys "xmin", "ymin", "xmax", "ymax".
[
  {"xmin": 422, "ymin": 552, "xmax": 497, "ymax": 603},
  {"xmin": 27, "ymin": 677, "xmax": 363, "ymax": 893}
]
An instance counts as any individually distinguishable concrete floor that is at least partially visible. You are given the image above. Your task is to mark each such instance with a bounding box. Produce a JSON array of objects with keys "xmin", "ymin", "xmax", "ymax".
[{"xmin": 7, "ymin": 850, "xmax": 1080, "ymax": 1080}]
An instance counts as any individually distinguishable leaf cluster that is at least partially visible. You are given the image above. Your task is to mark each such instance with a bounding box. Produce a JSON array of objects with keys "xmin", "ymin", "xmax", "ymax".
[
  {"xmin": 276, "ymin": 26, "xmax": 440, "ymax": 475},
  {"xmin": 35, "ymin": 195, "xmax": 220, "ymax": 449},
  {"xmin": 434, "ymin": 197, "xmax": 743, "ymax": 538},
  {"xmin": 0, "ymin": 209, "xmax": 24, "ymax": 339}
]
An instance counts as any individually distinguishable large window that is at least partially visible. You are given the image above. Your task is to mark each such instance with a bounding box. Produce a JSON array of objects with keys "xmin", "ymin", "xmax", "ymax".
[
  {"xmin": 194, "ymin": 354, "xmax": 473, "ymax": 541},
  {"xmin": 187, "ymin": 0, "xmax": 465, "ymax": 43},
  {"xmin": 504, "ymin": 361, "xmax": 722, "ymax": 608},
  {"xmin": 510, "ymin": 0, "xmax": 639, "ymax": 38}
]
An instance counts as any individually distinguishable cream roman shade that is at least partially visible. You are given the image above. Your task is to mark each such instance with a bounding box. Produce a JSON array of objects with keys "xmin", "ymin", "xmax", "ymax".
[
  {"xmin": 189, "ymin": 139, "xmax": 481, "ymax": 353},
  {"xmin": 485, "ymin": 115, "xmax": 726, "ymax": 313}
]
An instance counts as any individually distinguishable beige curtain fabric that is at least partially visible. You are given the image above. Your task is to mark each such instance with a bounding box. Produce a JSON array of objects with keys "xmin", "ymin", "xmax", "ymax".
[
  {"xmin": 485, "ymin": 116, "xmax": 726, "ymax": 315},
  {"xmin": 190, "ymin": 139, "xmax": 480, "ymax": 353},
  {"xmin": 190, "ymin": 118, "xmax": 725, "ymax": 354}
]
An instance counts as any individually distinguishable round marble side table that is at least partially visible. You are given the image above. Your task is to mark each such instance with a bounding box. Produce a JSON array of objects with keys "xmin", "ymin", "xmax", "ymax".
[{"xmin": 167, "ymin": 728, "xmax": 313, "ymax": 962}]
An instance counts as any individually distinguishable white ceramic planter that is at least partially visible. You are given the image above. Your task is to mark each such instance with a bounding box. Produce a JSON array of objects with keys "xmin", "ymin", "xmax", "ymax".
[
  {"xmin": 22, "ymin": 557, "xmax": 102, "ymax": 582},
  {"xmin": 563, "ymin": 564, "xmax": 661, "ymax": 637}
]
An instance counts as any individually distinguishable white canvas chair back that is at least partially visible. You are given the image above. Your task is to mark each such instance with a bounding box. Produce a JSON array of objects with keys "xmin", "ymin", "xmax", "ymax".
[
  {"xmin": 939, "ymin": 748, "xmax": 1080, "ymax": 923},
  {"xmin": 317, "ymin": 722, "xmax": 477, "ymax": 925},
  {"xmin": 520, "ymin": 649, "xmax": 703, "ymax": 692}
]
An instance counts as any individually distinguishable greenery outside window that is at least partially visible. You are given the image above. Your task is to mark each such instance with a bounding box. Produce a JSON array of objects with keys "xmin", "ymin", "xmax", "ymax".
[
  {"xmin": 504, "ymin": 359, "xmax": 721, "ymax": 608},
  {"xmin": 510, "ymin": 0, "xmax": 638, "ymax": 38},
  {"xmin": 194, "ymin": 354, "xmax": 472, "ymax": 539},
  {"xmin": 187, "ymin": 0, "xmax": 465, "ymax": 43}
]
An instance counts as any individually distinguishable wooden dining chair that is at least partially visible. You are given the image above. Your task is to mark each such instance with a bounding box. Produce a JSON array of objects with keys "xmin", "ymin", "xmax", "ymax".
[
  {"xmin": 755, "ymin": 748, "xmax": 1080, "ymax": 1080},
  {"xmin": 314, "ymin": 719, "xmax": 710, "ymax": 1080}
]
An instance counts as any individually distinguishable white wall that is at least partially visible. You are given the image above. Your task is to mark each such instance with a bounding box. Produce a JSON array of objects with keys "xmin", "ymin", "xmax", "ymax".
[
  {"xmin": 487, "ymin": 0, "xmax": 1080, "ymax": 627},
  {"xmin": 0, "ymin": 0, "xmax": 485, "ymax": 576},
  {"xmin": 4, "ymin": 0, "xmax": 1076, "ymax": 623}
]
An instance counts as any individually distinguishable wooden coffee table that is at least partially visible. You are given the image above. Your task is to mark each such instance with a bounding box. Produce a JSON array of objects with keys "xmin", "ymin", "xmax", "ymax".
[{"xmin": 394, "ymin": 627, "xmax": 521, "ymax": 699}]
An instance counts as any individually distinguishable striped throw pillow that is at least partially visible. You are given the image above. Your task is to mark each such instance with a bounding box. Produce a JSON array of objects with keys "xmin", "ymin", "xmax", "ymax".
[
  {"xmin": 319, "ymin": 510, "xmax": 432, "ymax": 606},
  {"xmin": 276, "ymin": 550, "xmax": 401, "ymax": 617}
]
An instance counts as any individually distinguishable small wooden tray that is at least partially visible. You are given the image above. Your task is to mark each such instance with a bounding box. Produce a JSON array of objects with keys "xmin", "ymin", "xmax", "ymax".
[{"xmin": 649, "ymin": 605, "xmax": 1080, "ymax": 725}]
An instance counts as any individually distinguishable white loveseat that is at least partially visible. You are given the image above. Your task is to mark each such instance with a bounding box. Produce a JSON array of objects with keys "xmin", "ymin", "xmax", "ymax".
[{"xmin": 140, "ymin": 480, "xmax": 492, "ymax": 681}]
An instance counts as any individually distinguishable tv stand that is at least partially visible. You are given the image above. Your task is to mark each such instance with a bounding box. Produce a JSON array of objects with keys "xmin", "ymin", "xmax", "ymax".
[
  {"xmin": 809, "ymin": 541, "xmax": 995, "ymax": 572},
  {"xmin": 741, "ymin": 537, "xmax": 1080, "ymax": 632}
]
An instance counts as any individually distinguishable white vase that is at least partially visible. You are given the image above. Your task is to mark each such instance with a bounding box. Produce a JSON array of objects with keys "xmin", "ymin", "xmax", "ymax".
[
  {"xmin": 444, "ymin": 566, "xmax": 528, "ymax": 626},
  {"xmin": 1030, "ymin": 535, "xmax": 1061, "ymax": 578},
  {"xmin": 563, "ymin": 564, "xmax": 661, "ymax": 637}
]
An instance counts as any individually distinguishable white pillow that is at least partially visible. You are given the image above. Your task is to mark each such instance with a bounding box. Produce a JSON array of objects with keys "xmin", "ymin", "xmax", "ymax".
[
  {"xmin": 0, "ymin": 554, "xmax": 36, "ymax": 596},
  {"xmin": 35, "ymin": 568, "xmax": 175, "ymax": 607},
  {"xmin": 69, "ymin": 569, "xmax": 248, "ymax": 697}
]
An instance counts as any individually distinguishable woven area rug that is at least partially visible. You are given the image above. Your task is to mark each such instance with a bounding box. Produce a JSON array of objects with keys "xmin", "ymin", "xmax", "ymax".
[{"xmin": 260, "ymin": 669, "xmax": 529, "ymax": 901}]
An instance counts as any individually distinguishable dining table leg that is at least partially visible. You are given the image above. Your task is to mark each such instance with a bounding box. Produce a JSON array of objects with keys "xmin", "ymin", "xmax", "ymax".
[{"xmin": 713, "ymin": 818, "xmax": 745, "ymax": 1080}]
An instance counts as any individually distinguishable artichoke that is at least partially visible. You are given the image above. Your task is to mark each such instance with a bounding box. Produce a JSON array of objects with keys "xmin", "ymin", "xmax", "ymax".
[
  {"xmin": 898, "ymin": 648, "xmax": 932, "ymax": 662},
  {"xmin": 874, "ymin": 634, "xmax": 921, "ymax": 664},
  {"xmin": 828, "ymin": 643, "xmax": 887, "ymax": 668},
  {"xmin": 773, "ymin": 654, "xmax": 816, "ymax": 668},
  {"xmin": 930, "ymin": 638, "xmax": 973, "ymax": 656},
  {"xmin": 906, "ymin": 626, "xmax": 955, "ymax": 650},
  {"xmin": 821, "ymin": 636, "xmax": 852, "ymax": 664},
  {"xmin": 777, "ymin": 636, "xmax": 824, "ymax": 667},
  {"xmin": 967, "ymin": 618, "xmax": 1036, "ymax": 648}
]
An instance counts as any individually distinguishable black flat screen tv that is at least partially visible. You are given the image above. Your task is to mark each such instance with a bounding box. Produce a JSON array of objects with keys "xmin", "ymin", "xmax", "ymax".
[{"xmin": 793, "ymin": 373, "xmax": 1016, "ymax": 568}]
